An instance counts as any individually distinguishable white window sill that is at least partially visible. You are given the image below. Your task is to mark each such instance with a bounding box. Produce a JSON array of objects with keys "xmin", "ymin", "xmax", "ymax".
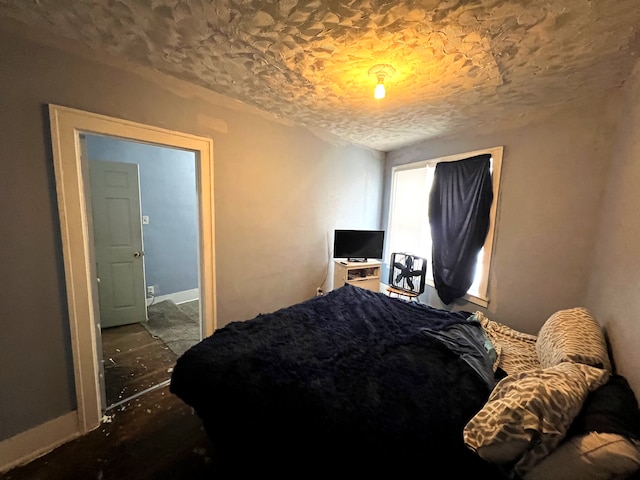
[{"xmin": 424, "ymin": 280, "xmax": 489, "ymax": 308}]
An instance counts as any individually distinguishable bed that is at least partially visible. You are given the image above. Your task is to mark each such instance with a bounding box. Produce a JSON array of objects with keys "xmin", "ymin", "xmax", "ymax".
[{"xmin": 170, "ymin": 284, "xmax": 640, "ymax": 478}]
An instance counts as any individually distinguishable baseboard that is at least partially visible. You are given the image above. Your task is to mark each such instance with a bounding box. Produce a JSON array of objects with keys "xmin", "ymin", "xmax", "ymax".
[
  {"xmin": 0, "ymin": 411, "xmax": 79, "ymax": 474},
  {"xmin": 147, "ymin": 288, "xmax": 199, "ymax": 306}
]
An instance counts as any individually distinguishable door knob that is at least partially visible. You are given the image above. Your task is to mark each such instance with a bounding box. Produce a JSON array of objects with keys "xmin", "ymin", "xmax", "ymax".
[{"xmin": 133, "ymin": 251, "xmax": 144, "ymax": 258}]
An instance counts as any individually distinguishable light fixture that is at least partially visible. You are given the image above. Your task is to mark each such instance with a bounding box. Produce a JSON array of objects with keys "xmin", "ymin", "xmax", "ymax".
[{"xmin": 368, "ymin": 64, "xmax": 395, "ymax": 100}]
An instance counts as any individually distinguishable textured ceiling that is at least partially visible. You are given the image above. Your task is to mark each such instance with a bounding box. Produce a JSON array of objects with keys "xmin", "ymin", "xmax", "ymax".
[{"xmin": 2, "ymin": 0, "xmax": 640, "ymax": 151}]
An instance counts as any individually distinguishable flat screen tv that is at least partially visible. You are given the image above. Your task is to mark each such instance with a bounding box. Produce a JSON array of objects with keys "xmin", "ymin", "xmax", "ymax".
[{"xmin": 333, "ymin": 229, "xmax": 385, "ymax": 262}]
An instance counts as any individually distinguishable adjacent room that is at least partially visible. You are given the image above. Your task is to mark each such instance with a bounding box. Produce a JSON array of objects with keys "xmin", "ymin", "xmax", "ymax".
[{"xmin": 2, "ymin": 0, "xmax": 640, "ymax": 478}]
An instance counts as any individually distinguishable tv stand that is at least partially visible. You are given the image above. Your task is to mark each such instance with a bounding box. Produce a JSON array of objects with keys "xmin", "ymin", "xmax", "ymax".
[{"xmin": 333, "ymin": 260, "xmax": 381, "ymax": 292}]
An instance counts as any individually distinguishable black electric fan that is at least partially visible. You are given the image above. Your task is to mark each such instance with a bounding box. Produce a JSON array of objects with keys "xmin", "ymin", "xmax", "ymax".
[{"xmin": 389, "ymin": 253, "xmax": 427, "ymax": 295}]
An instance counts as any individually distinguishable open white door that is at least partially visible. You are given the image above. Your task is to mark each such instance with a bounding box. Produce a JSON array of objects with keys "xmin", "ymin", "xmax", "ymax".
[{"xmin": 89, "ymin": 159, "xmax": 146, "ymax": 328}]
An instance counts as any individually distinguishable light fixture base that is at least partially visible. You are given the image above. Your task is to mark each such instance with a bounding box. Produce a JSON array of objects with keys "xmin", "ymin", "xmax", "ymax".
[{"xmin": 368, "ymin": 64, "xmax": 396, "ymax": 79}]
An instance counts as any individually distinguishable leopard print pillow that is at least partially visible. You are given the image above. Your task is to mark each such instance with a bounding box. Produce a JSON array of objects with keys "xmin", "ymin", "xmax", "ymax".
[{"xmin": 536, "ymin": 307, "xmax": 612, "ymax": 372}]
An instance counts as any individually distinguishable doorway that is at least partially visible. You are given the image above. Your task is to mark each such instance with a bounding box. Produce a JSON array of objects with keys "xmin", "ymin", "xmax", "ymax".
[
  {"xmin": 83, "ymin": 134, "xmax": 202, "ymax": 410},
  {"xmin": 49, "ymin": 104, "xmax": 216, "ymax": 435}
]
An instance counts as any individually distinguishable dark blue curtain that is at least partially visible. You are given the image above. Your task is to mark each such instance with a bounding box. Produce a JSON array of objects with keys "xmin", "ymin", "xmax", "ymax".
[{"xmin": 428, "ymin": 154, "xmax": 493, "ymax": 304}]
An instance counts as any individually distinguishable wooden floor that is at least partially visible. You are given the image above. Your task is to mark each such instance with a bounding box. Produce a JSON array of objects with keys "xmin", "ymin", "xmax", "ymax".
[
  {"xmin": 101, "ymin": 322, "xmax": 177, "ymax": 409},
  {"xmin": 1, "ymin": 323, "xmax": 221, "ymax": 480}
]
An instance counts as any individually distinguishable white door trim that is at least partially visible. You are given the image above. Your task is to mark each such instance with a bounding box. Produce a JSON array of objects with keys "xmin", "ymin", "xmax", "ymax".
[{"xmin": 48, "ymin": 104, "xmax": 217, "ymax": 435}]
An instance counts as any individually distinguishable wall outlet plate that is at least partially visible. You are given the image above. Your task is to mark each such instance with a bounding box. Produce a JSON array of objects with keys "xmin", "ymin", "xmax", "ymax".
[{"xmin": 146, "ymin": 286, "xmax": 155, "ymax": 296}]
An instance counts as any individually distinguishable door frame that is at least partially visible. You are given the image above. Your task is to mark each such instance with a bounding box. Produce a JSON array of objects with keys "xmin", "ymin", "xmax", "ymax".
[{"xmin": 49, "ymin": 104, "xmax": 216, "ymax": 435}]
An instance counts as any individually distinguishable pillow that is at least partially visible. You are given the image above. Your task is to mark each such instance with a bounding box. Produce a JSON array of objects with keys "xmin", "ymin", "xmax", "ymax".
[
  {"xmin": 536, "ymin": 307, "xmax": 612, "ymax": 372},
  {"xmin": 463, "ymin": 362, "xmax": 609, "ymax": 478},
  {"xmin": 524, "ymin": 432, "xmax": 640, "ymax": 480},
  {"xmin": 526, "ymin": 374, "xmax": 640, "ymax": 480},
  {"xmin": 569, "ymin": 374, "xmax": 640, "ymax": 441}
]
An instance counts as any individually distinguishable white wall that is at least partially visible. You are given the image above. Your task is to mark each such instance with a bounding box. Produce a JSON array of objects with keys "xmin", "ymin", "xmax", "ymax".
[{"xmin": 587, "ymin": 59, "xmax": 640, "ymax": 397}]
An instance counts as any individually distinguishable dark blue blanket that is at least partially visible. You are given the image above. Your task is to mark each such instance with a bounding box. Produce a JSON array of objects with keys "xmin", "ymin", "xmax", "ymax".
[{"xmin": 170, "ymin": 284, "xmax": 501, "ymax": 475}]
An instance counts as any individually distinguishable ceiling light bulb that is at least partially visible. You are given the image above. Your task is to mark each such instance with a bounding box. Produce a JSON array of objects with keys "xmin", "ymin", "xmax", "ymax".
[{"xmin": 368, "ymin": 64, "xmax": 395, "ymax": 100}]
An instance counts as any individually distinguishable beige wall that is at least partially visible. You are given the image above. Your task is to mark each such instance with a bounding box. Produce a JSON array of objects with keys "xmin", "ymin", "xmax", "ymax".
[
  {"xmin": 587, "ymin": 60, "xmax": 640, "ymax": 397},
  {"xmin": 385, "ymin": 93, "xmax": 620, "ymax": 335},
  {"xmin": 0, "ymin": 24, "xmax": 383, "ymax": 442}
]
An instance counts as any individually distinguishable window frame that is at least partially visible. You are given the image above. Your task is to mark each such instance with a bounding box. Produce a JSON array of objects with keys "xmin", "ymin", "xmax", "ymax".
[{"xmin": 386, "ymin": 146, "xmax": 503, "ymax": 307}]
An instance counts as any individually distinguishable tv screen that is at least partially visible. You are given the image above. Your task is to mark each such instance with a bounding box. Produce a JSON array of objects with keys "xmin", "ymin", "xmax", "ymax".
[{"xmin": 333, "ymin": 229, "xmax": 385, "ymax": 261}]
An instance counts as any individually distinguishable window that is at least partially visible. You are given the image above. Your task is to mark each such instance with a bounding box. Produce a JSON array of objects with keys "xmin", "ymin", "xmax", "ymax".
[{"xmin": 386, "ymin": 146, "xmax": 503, "ymax": 307}]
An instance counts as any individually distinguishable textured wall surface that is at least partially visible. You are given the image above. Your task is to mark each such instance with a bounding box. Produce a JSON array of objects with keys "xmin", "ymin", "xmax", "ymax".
[{"xmin": 1, "ymin": 0, "xmax": 639, "ymax": 151}]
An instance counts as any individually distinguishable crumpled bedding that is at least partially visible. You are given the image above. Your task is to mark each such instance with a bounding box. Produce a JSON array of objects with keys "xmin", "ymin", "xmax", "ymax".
[
  {"xmin": 421, "ymin": 320, "xmax": 497, "ymax": 389},
  {"xmin": 476, "ymin": 311, "xmax": 540, "ymax": 375},
  {"xmin": 569, "ymin": 374, "xmax": 640, "ymax": 441}
]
